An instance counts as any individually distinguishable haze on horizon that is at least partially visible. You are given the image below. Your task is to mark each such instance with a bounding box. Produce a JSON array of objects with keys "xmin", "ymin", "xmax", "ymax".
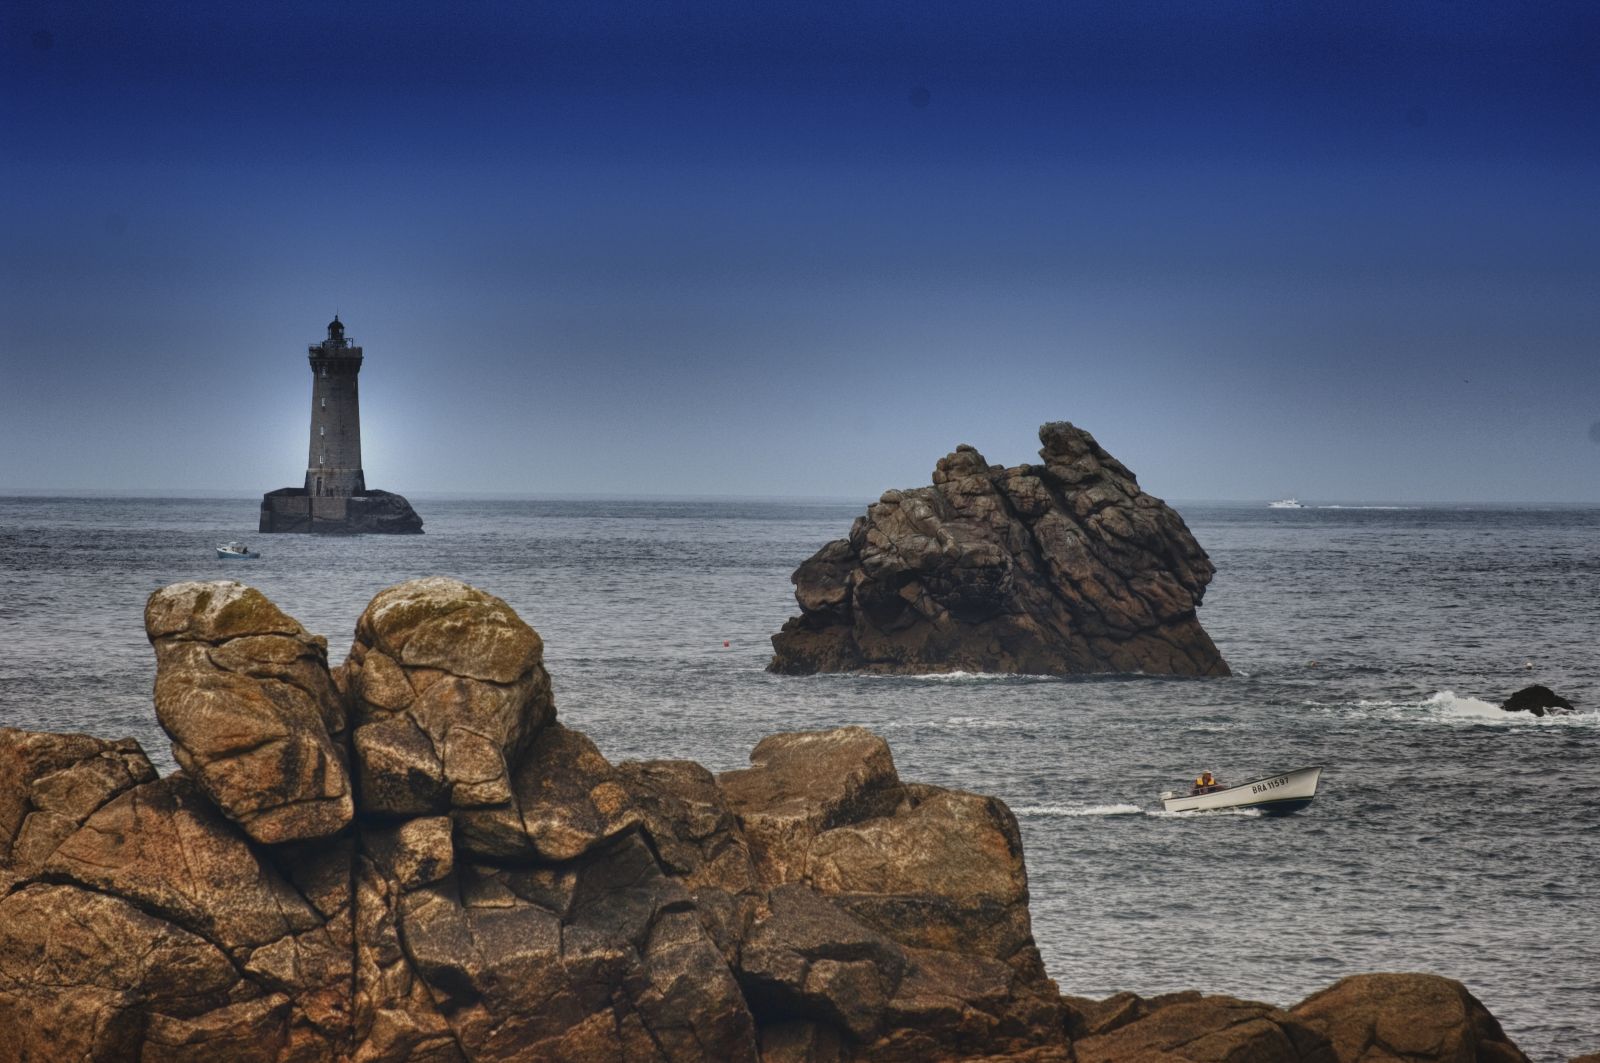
[{"xmin": 3, "ymin": 2, "xmax": 1597, "ymax": 504}]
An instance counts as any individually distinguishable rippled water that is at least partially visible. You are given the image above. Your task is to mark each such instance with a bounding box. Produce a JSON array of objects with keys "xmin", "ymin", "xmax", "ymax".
[{"xmin": 0, "ymin": 497, "xmax": 1595, "ymax": 1060}]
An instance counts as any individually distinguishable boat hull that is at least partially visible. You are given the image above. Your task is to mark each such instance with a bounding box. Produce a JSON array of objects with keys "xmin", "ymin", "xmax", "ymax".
[
  {"xmin": 1161, "ymin": 766, "xmax": 1322, "ymax": 815},
  {"xmin": 217, "ymin": 550, "xmax": 259, "ymax": 560}
]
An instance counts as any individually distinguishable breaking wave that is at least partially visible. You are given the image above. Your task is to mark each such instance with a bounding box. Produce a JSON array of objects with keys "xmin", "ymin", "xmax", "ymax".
[
  {"xmin": 1346, "ymin": 690, "xmax": 1599, "ymax": 727},
  {"xmin": 1014, "ymin": 803, "xmax": 1265, "ymax": 819},
  {"xmin": 857, "ymin": 670, "xmax": 1060, "ymax": 683},
  {"xmin": 1013, "ymin": 803, "xmax": 1144, "ymax": 817}
]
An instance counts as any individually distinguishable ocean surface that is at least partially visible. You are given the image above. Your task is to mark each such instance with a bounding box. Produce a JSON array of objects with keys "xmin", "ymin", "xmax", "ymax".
[{"xmin": 0, "ymin": 496, "xmax": 1595, "ymax": 1060}]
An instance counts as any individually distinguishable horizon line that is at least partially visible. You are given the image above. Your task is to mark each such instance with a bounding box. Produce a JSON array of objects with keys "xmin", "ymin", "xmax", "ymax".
[{"xmin": 4, "ymin": 488, "xmax": 1600, "ymax": 509}]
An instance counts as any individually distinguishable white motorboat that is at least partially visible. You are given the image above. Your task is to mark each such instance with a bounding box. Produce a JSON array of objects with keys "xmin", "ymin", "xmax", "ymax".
[
  {"xmin": 1160, "ymin": 766, "xmax": 1322, "ymax": 815},
  {"xmin": 1268, "ymin": 498, "xmax": 1304, "ymax": 509},
  {"xmin": 216, "ymin": 541, "xmax": 260, "ymax": 560}
]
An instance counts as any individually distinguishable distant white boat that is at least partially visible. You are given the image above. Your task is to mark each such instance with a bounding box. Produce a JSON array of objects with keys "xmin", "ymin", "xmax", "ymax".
[
  {"xmin": 1268, "ymin": 498, "xmax": 1304, "ymax": 509},
  {"xmin": 216, "ymin": 541, "xmax": 259, "ymax": 560},
  {"xmin": 1160, "ymin": 766, "xmax": 1322, "ymax": 815}
]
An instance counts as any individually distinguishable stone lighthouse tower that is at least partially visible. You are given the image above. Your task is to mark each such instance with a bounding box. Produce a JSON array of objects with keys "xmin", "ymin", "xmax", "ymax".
[
  {"xmin": 306, "ymin": 315, "xmax": 366, "ymax": 498},
  {"xmin": 259, "ymin": 316, "xmax": 422, "ymax": 534}
]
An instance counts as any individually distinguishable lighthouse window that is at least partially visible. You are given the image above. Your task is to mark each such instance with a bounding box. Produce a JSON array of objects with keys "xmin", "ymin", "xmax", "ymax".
[
  {"xmin": 321, "ymin": 397, "xmax": 326, "ymax": 408},
  {"xmin": 320, "ymin": 425, "xmax": 325, "ymax": 436}
]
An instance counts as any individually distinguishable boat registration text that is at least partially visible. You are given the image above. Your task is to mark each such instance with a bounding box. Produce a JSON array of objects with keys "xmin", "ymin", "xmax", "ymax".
[{"xmin": 1251, "ymin": 775, "xmax": 1291, "ymax": 795}]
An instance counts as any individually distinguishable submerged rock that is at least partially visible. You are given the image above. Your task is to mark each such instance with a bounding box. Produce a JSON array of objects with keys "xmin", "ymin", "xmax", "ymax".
[
  {"xmin": 1500, "ymin": 684, "xmax": 1576, "ymax": 717},
  {"xmin": 0, "ymin": 580, "xmax": 1553, "ymax": 1063},
  {"xmin": 769, "ymin": 422, "xmax": 1228, "ymax": 677}
]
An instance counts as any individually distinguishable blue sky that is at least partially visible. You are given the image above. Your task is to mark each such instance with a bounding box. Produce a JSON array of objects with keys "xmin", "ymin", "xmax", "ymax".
[{"xmin": 3, "ymin": 1, "xmax": 1597, "ymax": 501}]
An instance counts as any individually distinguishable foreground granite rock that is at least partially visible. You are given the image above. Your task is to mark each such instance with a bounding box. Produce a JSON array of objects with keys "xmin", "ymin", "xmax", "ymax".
[
  {"xmin": 769, "ymin": 422, "xmax": 1228, "ymax": 677},
  {"xmin": 1292, "ymin": 974, "xmax": 1529, "ymax": 1063},
  {"xmin": 341, "ymin": 576, "xmax": 554, "ymax": 819},
  {"xmin": 145, "ymin": 581, "xmax": 352, "ymax": 844},
  {"xmin": 1069, "ymin": 994, "xmax": 1334, "ymax": 1063},
  {"xmin": 0, "ymin": 579, "xmax": 1552, "ymax": 1062}
]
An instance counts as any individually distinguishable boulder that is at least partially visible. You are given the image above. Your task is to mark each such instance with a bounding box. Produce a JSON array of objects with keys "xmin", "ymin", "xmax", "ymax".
[
  {"xmin": 1500, "ymin": 684, "xmax": 1576, "ymax": 717},
  {"xmin": 392, "ymin": 831, "xmax": 758, "ymax": 1062},
  {"xmin": 866, "ymin": 946, "xmax": 1064, "ymax": 1062},
  {"xmin": 343, "ymin": 577, "xmax": 554, "ymax": 815},
  {"xmin": 709, "ymin": 725, "xmax": 1062, "ymax": 1054},
  {"xmin": 145, "ymin": 581, "xmax": 352, "ymax": 845},
  {"xmin": 0, "ymin": 883, "xmax": 258, "ymax": 1062},
  {"xmin": 1073, "ymin": 994, "xmax": 1335, "ymax": 1063},
  {"xmin": 769, "ymin": 423, "xmax": 1228, "ymax": 677},
  {"xmin": 1062, "ymin": 991, "xmax": 1204, "ymax": 1039},
  {"xmin": 615, "ymin": 758, "xmax": 762, "ymax": 958},
  {"xmin": 718, "ymin": 727, "xmax": 905, "ymax": 885},
  {"xmin": 1291, "ymin": 973, "xmax": 1530, "ymax": 1063},
  {"xmin": 0, "ymin": 729, "xmax": 156, "ymax": 880},
  {"xmin": 453, "ymin": 722, "xmax": 641, "ymax": 863},
  {"xmin": 812, "ymin": 785, "xmax": 1044, "ymax": 982},
  {"xmin": 43, "ymin": 774, "xmax": 329, "ymax": 953},
  {"xmin": 736, "ymin": 883, "xmax": 909, "ymax": 1042}
]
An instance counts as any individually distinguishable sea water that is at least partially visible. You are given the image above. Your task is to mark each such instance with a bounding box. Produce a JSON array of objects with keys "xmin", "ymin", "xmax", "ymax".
[{"xmin": 0, "ymin": 497, "xmax": 1595, "ymax": 1060}]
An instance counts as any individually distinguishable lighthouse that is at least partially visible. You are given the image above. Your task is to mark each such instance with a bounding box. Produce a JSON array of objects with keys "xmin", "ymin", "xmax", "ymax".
[
  {"xmin": 258, "ymin": 316, "xmax": 423, "ymax": 534},
  {"xmin": 306, "ymin": 315, "xmax": 366, "ymax": 498}
]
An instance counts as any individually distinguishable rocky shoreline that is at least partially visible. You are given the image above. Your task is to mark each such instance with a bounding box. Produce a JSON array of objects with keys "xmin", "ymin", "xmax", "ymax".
[
  {"xmin": 769, "ymin": 423, "xmax": 1228, "ymax": 678},
  {"xmin": 0, "ymin": 578, "xmax": 1574, "ymax": 1061}
]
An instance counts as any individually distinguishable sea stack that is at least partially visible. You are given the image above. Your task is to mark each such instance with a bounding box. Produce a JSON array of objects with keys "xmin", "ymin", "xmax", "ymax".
[
  {"xmin": 258, "ymin": 316, "xmax": 423, "ymax": 534},
  {"xmin": 769, "ymin": 422, "xmax": 1228, "ymax": 677}
]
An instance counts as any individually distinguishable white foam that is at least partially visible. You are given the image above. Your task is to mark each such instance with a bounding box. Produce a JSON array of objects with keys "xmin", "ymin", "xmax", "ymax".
[
  {"xmin": 1013, "ymin": 802, "xmax": 1269, "ymax": 819},
  {"xmin": 1423, "ymin": 690, "xmax": 1504, "ymax": 719},
  {"xmin": 942, "ymin": 715, "xmax": 1012, "ymax": 729},
  {"xmin": 1354, "ymin": 690, "xmax": 1598, "ymax": 728},
  {"xmin": 862, "ymin": 670, "xmax": 1056, "ymax": 682},
  {"xmin": 1014, "ymin": 803, "xmax": 1145, "ymax": 817}
]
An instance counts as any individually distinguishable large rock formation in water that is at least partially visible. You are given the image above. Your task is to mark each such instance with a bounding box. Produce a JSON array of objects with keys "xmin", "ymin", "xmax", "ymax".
[
  {"xmin": 0, "ymin": 579, "xmax": 1547, "ymax": 1062},
  {"xmin": 770, "ymin": 422, "xmax": 1228, "ymax": 677}
]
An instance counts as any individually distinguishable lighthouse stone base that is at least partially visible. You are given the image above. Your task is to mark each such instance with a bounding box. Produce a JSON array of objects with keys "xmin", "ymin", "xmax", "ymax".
[{"xmin": 259, "ymin": 487, "xmax": 424, "ymax": 534}]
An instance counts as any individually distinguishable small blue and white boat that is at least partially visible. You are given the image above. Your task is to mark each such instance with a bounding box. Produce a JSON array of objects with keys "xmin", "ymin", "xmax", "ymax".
[
  {"xmin": 216, "ymin": 541, "xmax": 260, "ymax": 560},
  {"xmin": 1161, "ymin": 766, "xmax": 1322, "ymax": 814}
]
